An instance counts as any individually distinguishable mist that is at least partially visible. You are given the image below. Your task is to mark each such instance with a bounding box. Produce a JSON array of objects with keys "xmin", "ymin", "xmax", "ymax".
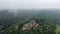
[
  {"xmin": 0, "ymin": 0, "xmax": 60, "ymax": 9},
  {"xmin": 1, "ymin": 0, "xmax": 60, "ymax": 34}
]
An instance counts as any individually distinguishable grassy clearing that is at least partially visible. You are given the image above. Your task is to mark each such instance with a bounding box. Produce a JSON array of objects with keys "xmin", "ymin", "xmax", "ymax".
[{"xmin": 56, "ymin": 24, "xmax": 60, "ymax": 34}]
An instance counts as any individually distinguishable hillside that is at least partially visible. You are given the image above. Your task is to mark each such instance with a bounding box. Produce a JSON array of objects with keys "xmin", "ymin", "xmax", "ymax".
[
  {"xmin": 4, "ymin": 19, "xmax": 56, "ymax": 34},
  {"xmin": 0, "ymin": 9, "xmax": 60, "ymax": 34}
]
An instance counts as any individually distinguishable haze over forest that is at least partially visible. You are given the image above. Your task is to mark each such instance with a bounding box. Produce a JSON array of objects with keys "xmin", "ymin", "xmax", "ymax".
[{"xmin": 0, "ymin": 0, "xmax": 60, "ymax": 34}]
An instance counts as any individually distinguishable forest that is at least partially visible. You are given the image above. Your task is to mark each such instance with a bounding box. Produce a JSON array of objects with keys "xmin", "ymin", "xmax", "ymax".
[{"xmin": 0, "ymin": 9, "xmax": 60, "ymax": 34}]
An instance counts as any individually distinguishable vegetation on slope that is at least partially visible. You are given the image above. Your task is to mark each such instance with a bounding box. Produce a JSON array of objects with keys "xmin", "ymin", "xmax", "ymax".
[{"xmin": 0, "ymin": 9, "xmax": 60, "ymax": 34}]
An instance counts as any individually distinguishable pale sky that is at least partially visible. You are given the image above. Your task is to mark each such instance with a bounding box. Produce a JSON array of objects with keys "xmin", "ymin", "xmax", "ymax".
[{"xmin": 0, "ymin": 0, "xmax": 60, "ymax": 9}]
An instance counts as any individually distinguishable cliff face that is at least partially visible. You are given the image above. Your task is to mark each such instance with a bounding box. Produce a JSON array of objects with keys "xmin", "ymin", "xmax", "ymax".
[{"xmin": 22, "ymin": 20, "xmax": 39, "ymax": 30}]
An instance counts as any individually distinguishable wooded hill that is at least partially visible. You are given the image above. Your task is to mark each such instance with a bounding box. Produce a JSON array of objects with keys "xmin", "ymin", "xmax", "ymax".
[{"xmin": 0, "ymin": 9, "xmax": 60, "ymax": 34}]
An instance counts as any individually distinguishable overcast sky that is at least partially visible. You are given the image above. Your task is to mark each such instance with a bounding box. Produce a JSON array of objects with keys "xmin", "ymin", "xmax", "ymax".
[{"xmin": 0, "ymin": 0, "xmax": 60, "ymax": 9}]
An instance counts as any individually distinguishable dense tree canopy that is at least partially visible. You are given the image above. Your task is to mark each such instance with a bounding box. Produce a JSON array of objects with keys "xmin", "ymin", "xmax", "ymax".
[{"xmin": 0, "ymin": 9, "xmax": 60, "ymax": 34}]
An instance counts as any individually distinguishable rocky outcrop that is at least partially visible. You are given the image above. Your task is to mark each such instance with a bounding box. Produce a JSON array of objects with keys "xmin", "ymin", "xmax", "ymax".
[{"xmin": 22, "ymin": 20, "xmax": 39, "ymax": 30}]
